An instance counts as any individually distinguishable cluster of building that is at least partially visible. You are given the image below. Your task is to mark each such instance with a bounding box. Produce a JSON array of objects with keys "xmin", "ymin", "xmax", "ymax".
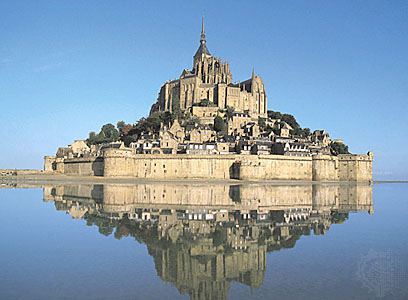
[
  {"xmin": 53, "ymin": 17, "xmax": 341, "ymax": 160},
  {"xmin": 54, "ymin": 121, "xmax": 336, "ymax": 160},
  {"xmin": 45, "ymin": 17, "xmax": 372, "ymax": 182}
]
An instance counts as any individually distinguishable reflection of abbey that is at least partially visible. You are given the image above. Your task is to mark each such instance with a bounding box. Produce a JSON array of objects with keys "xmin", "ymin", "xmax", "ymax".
[
  {"xmin": 149, "ymin": 17, "xmax": 267, "ymax": 119},
  {"xmin": 43, "ymin": 183, "xmax": 373, "ymax": 300},
  {"xmin": 43, "ymin": 17, "xmax": 373, "ymax": 182}
]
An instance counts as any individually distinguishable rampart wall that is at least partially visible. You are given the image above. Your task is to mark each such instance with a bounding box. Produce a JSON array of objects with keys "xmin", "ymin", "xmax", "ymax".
[
  {"xmin": 46, "ymin": 183, "xmax": 374, "ymax": 214},
  {"xmin": 45, "ymin": 149, "xmax": 373, "ymax": 182},
  {"xmin": 63, "ymin": 157, "xmax": 104, "ymax": 176}
]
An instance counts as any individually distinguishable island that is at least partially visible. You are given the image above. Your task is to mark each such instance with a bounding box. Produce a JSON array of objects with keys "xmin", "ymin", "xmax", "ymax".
[{"xmin": 44, "ymin": 17, "xmax": 373, "ymax": 182}]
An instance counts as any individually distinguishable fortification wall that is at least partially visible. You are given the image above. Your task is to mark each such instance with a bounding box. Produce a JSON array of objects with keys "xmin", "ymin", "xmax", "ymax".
[
  {"xmin": 46, "ymin": 182, "xmax": 373, "ymax": 214},
  {"xmin": 54, "ymin": 149, "xmax": 373, "ymax": 182},
  {"xmin": 238, "ymin": 155, "xmax": 312, "ymax": 181},
  {"xmin": 337, "ymin": 152, "xmax": 373, "ymax": 182},
  {"xmin": 64, "ymin": 157, "xmax": 103, "ymax": 176},
  {"xmin": 103, "ymin": 150, "xmax": 241, "ymax": 179},
  {"xmin": 44, "ymin": 156, "xmax": 56, "ymax": 172},
  {"xmin": 312, "ymin": 155, "xmax": 339, "ymax": 181}
]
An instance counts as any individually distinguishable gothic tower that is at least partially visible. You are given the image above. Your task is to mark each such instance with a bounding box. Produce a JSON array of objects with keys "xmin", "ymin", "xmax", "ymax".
[{"xmin": 192, "ymin": 16, "xmax": 232, "ymax": 85}]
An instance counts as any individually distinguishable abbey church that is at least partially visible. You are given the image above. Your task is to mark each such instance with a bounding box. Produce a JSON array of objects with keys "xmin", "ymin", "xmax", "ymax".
[{"xmin": 150, "ymin": 17, "xmax": 268, "ymax": 121}]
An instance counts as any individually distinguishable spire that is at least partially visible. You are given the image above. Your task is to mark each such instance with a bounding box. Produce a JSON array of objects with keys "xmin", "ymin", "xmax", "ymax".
[
  {"xmin": 200, "ymin": 15, "xmax": 206, "ymax": 44},
  {"xmin": 194, "ymin": 14, "xmax": 210, "ymax": 57},
  {"xmin": 252, "ymin": 68, "xmax": 255, "ymax": 80}
]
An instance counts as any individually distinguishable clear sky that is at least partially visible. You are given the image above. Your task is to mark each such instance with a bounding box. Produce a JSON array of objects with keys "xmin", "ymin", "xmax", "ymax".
[{"xmin": 1, "ymin": 0, "xmax": 407, "ymax": 180}]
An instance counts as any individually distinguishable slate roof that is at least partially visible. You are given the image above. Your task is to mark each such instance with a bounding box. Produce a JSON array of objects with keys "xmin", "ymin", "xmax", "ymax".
[{"xmin": 194, "ymin": 43, "xmax": 211, "ymax": 57}]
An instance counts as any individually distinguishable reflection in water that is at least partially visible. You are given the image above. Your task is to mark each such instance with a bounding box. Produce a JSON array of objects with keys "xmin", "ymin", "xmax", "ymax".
[{"xmin": 43, "ymin": 183, "xmax": 373, "ymax": 300}]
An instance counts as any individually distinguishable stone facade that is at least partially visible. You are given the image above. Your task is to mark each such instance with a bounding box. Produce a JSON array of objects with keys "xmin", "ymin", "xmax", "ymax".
[
  {"xmin": 45, "ymin": 148, "xmax": 373, "ymax": 181},
  {"xmin": 150, "ymin": 17, "xmax": 267, "ymax": 121}
]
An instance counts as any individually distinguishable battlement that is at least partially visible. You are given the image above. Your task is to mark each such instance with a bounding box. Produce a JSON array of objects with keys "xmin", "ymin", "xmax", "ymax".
[{"xmin": 44, "ymin": 148, "xmax": 372, "ymax": 182}]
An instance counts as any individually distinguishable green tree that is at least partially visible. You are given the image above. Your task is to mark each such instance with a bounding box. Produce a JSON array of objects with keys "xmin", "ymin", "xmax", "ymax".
[
  {"xmin": 281, "ymin": 113, "xmax": 299, "ymax": 129},
  {"xmin": 117, "ymin": 120, "xmax": 125, "ymax": 132},
  {"xmin": 171, "ymin": 95, "xmax": 184, "ymax": 121},
  {"xmin": 87, "ymin": 131, "xmax": 97, "ymax": 145},
  {"xmin": 100, "ymin": 123, "xmax": 119, "ymax": 142},
  {"xmin": 330, "ymin": 142, "xmax": 349, "ymax": 155},
  {"xmin": 267, "ymin": 110, "xmax": 282, "ymax": 119},
  {"xmin": 258, "ymin": 117, "xmax": 266, "ymax": 130},
  {"xmin": 214, "ymin": 116, "xmax": 226, "ymax": 132},
  {"xmin": 123, "ymin": 135, "xmax": 137, "ymax": 147},
  {"xmin": 225, "ymin": 106, "xmax": 235, "ymax": 120}
]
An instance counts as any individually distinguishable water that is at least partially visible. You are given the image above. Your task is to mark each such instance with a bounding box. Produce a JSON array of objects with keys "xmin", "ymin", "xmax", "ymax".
[{"xmin": 0, "ymin": 182, "xmax": 407, "ymax": 300}]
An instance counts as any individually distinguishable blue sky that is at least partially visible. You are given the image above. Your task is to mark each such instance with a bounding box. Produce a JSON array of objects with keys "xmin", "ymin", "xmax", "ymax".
[{"xmin": 0, "ymin": 1, "xmax": 407, "ymax": 180}]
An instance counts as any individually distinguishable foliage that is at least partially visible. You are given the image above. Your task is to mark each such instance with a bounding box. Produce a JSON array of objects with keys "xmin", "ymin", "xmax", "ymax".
[
  {"xmin": 192, "ymin": 98, "xmax": 217, "ymax": 107},
  {"xmin": 87, "ymin": 123, "xmax": 120, "ymax": 145},
  {"xmin": 214, "ymin": 116, "xmax": 226, "ymax": 132},
  {"xmin": 267, "ymin": 110, "xmax": 312, "ymax": 137},
  {"xmin": 267, "ymin": 110, "xmax": 282, "ymax": 119},
  {"xmin": 211, "ymin": 228, "xmax": 227, "ymax": 247},
  {"xmin": 225, "ymin": 106, "xmax": 235, "ymax": 120},
  {"xmin": 171, "ymin": 95, "xmax": 184, "ymax": 121},
  {"xmin": 182, "ymin": 116, "xmax": 201, "ymax": 128},
  {"xmin": 85, "ymin": 214, "xmax": 118, "ymax": 237},
  {"xmin": 117, "ymin": 121, "xmax": 125, "ymax": 132},
  {"xmin": 330, "ymin": 142, "xmax": 349, "ymax": 155},
  {"xmin": 281, "ymin": 113, "xmax": 299, "ymax": 129},
  {"xmin": 123, "ymin": 135, "xmax": 137, "ymax": 147},
  {"xmin": 258, "ymin": 117, "xmax": 266, "ymax": 130},
  {"xmin": 291, "ymin": 127, "xmax": 311, "ymax": 138}
]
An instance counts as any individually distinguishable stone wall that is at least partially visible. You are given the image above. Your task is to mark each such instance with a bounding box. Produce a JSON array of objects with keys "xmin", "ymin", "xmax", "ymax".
[
  {"xmin": 64, "ymin": 157, "xmax": 103, "ymax": 176},
  {"xmin": 312, "ymin": 155, "xmax": 339, "ymax": 181},
  {"xmin": 45, "ymin": 182, "xmax": 373, "ymax": 214},
  {"xmin": 50, "ymin": 149, "xmax": 373, "ymax": 182},
  {"xmin": 311, "ymin": 152, "xmax": 373, "ymax": 181},
  {"xmin": 238, "ymin": 155, "xmax": 312, "ymax": 181},
  {"xmin": 44, "ymin": 156, "xmax": 56, "ymax": 172}
]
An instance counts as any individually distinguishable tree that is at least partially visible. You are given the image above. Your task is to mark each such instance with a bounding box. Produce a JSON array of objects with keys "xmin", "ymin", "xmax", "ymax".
[
  {"xmin": 225, "ymin": 106, "xmax": 235, "ymax": 120},
  {"xmin": 121, "ymin": 124, "xmax": 132, "ymax": 136},
  {"xmin": 281, "ymin": 113, "xmax": 299, "ymax": 129},
  {"xmin": 267, "ymin": 110, "xmax": 282, "ymax": 119},
  {"xmin": 214, "ymin": 116, "xmax": 226, "ymax": 132},
  {"xmin": 330, "ymin": 142, "xmax": 349, "ymax": 155},
  {"xmin": 117, "ymin": 120, "xmax": 125, "ymax": 132},
  {"xmin": 100, "ymin": 123, "xmax": 119, "ymax": 142},
  {"xmin": 171, "ymin": 95, "xmax": 184, "ymax": 121},
  {"xmin": 123, "ymin": 135, "xmax": 137, "ymax": 147},
  {"xmin": 87, "ymin": 131, "xmax": 97, "ymax": 145},
  {"xmin": 258, "ymin": 117, "xmax": 266, "ymax": 130}
]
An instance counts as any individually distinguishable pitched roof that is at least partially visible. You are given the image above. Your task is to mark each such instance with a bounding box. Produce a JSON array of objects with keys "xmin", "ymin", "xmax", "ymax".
[{"xmin": 194, "ymin": 43, "xmax": 211, "ymax": 57}]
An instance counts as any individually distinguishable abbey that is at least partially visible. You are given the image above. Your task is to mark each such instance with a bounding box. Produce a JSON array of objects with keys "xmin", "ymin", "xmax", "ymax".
[
  {"xmin": 150, "ymin": 17, "xmax": 267, "ymax": 120},
  {"xmin": 43, "ymin": 18, "xmax": 373, "ymax": 182}
]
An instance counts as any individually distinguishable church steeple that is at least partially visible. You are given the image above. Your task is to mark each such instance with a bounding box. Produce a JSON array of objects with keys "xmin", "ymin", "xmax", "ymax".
[
  {"xmin": 194, "ymin": 15, "xmax": 210, "ymax": 58},
  {"xmin": 200, "ymin": 15, "xmax": 206, "ymax": 44}
]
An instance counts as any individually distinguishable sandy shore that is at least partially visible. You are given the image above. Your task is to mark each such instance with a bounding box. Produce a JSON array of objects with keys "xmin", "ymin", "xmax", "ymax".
[{"xmin": 0, "ymin": 172, "xmax": 387, "ymax": 186}]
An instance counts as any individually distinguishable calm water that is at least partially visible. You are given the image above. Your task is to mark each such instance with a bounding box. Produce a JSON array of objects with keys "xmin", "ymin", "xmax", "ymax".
[{"xmin": 0, "ymin": 181, "xmax": 407, "ymax": 300}]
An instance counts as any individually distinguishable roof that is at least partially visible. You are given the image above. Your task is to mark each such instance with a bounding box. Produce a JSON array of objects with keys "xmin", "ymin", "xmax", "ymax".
[
  {"xmin": 194, "ymin": 43, "xmax": 211, "ymax": 57},
  {"xmin": 222, "ymin": 135, "xmax": 236, "ymax": 143},
  {"xmin": 281, "ymin": 123, "xmax": 291, "ymax": 130}
]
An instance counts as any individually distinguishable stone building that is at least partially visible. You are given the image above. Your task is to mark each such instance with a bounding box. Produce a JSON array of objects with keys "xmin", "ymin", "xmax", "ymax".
[{"xmin": 150, "ymin": 17, "xmax": 267, "ymax": 121}]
